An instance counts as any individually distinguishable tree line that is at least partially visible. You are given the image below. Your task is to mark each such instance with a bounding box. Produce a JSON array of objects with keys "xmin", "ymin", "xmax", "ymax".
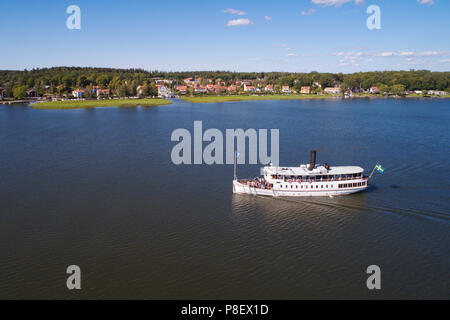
[{"xmin": 1, "ymin": 67, "xmax": 449, "ymax": 99}]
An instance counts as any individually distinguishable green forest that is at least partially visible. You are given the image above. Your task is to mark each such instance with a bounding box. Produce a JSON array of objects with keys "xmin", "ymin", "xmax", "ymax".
[{"xmin": 1, "ymin": 67, "xmax": 449, "ymax": 99}]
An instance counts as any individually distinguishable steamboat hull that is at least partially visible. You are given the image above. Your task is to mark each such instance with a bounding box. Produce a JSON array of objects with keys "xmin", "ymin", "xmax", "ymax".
[{"xmin": 233, "ymin": 180, "xmax": 368, "ymax": 197}]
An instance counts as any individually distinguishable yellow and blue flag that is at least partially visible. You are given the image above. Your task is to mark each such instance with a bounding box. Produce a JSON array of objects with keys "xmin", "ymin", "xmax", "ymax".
[{"xmin": 376, "ymin": 164, "xmax": 385, "ymax": 174}]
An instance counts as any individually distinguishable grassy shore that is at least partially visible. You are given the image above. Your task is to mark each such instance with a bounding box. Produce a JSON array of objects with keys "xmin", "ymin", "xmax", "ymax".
[
  {"xmin": 405, "ymin": 94, "xmax": 450, "ymax": 98},
  {"xmin": 180, "ymin": 94, "xmax": 338, "ymax": 103},
  {"xmin": 30, "ymin": 98, "xmax": 173, "ymax": 109}
]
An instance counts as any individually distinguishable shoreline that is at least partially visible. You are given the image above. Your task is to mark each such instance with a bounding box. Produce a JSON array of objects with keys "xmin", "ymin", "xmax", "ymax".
[
  {"xmin": 1, "ymin": 95, "xmax": 448, "ymax": 108},
  {"xmin": 181, "ymin": 94, "xmax": 332, "ymax": 103},
  {"xmin": 180, "ymin": 94, "xmax": 449, "ymax": 103},
  {"xmin": 29, "ymin": 98, "xmax": 173, "ymax": 110}
]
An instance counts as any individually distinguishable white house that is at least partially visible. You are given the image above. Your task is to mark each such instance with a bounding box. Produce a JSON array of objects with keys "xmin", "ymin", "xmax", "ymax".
[
  {"xmin": 244, "ymin": 84, "xmax": 256, "ymax": 92},
  {"xmin": 158, "ymin": 85, "xmax": 172, "ymax": 97},
  {"xmin": 301, "ymin": 86, "xmax": 311, "ymax": 94},
  {"xmin": 428, "ymin": 90, "xmax": 447, "ymax": 96},
  {"xmin": 370, "ymin": 87, "xmax": 380, "ymax": 94},
  {"xmin": 195, "ymin": 86, "xmax": 207, "ymax": 93},
  {"xmin": 73, "ymin": 89, "xmax": 84, "ymax": 98},
  {"xmin": 265, "ymin": 85, "xmax": 274, "ymax": 92},
  {"xmin": 281, "ymin": 86, "xmax": 291, "ymax": 93},
  {"xmin": 324, "ymin": 87, "xmax": 341, "ymax": 94},
  {"xmin": 176, "ymin": 86, "xmax": 187, "ymax": 94}
]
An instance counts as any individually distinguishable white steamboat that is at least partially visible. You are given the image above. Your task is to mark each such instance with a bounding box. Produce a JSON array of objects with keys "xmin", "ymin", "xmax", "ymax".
[{"xmin": 233, "ymin": 151, "xmax": 369, "ymax": 197}]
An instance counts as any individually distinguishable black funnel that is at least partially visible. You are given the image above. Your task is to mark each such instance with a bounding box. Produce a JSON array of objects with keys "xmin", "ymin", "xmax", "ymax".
[{"xmin": 308, "ymin": 150, "xmax": 317, "ymax": 171}]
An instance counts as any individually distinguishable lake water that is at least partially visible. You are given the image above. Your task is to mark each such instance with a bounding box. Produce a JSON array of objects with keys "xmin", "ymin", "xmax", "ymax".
[{"xmin": 0, "ymin": 98, "xmax": 449, "ymax": 299}]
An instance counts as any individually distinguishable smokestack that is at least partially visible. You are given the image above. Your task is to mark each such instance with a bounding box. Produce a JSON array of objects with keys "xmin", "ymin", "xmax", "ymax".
[{"xmin": 308, "ymin": 150, "xmax": 317, "ymax": 171}]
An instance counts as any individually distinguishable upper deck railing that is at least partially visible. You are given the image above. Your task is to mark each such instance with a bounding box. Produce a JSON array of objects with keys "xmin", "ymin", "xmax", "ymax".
[{"xmin": 269, "ymin": 176, "xmax": 369, "ymax": 183}]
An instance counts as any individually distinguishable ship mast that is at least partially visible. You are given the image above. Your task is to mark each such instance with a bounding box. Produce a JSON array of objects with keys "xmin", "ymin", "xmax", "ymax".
[{"xmin": 234, "ymin": 150, "xmax": 237, "ymax": 181}]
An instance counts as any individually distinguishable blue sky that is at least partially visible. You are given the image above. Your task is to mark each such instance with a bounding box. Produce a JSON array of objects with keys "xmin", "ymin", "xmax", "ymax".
[{"xmin": 1, "ymin": 0, "xmax": 449, "ymax": 72}]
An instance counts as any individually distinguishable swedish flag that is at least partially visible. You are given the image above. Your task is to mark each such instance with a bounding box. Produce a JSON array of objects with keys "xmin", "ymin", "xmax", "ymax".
[{"xmin": 376, "ymin": 164, "xmax": 385, "ymax": 174}]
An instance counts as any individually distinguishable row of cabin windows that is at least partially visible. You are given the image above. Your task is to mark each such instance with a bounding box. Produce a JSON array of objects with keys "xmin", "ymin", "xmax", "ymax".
[
  {"xmin": 339, "ymin": 182, "xmax": 366, "ymax": 189},
  {"xmin": 280, "ymin": 184, "xmax": 332, "ymax": 189},
  {"xmin": 279, "ymin": 181, "xmax": 367, "ymax": 190},
  {"xmin": 272, "ymin": 173, "xmax": 362, "ymax": 180}
]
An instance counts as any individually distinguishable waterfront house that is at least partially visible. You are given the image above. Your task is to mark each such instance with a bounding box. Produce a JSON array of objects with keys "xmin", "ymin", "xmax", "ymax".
[
  {"xmin": 265, "ymin": 85, "xmax": 274, "ymax": 92},
  {"xmin": 244, "ymin": 84, "xmax": 256, "ymax": 92},
  {"xmin": 428, "ymin": 90, "xmax": 448, "ymax": 96},
  {"xmin": 176, "ymin": 86, "xmax": 187, "ymax": 94},
  {"xmin": 370, "ymin": 87, "xmax": 380, "ymax": 94},
  {"xmin": 281, "ymin": 86, "xmax": 291, "ymax": 93},
  {"xmin": 72, "ymin": 89, "xmax": 84, "ymax": 98},
  {"xmin": 92, "ymin": 86, "xmax": 99, "ymax": 95},
  {"xmin": 301, "ymin": 86, "xmax": 311, "ymax": 94},
  {"xmin": 158, "ymin": 85, "xmax": 172, "ymax": 97},
  {"xmin": 324, "ymin": 87, "xmax": 341, "ymax": 94},
  {"xmin": 228, "ymin": 85, "xmax": 237, "ymax": 92},
  {"xmin": 97, "ymin": 89, "xmax": 109, "ymax": 96},
  {"xmin": 195, "ymin": 86, "xmax": 208, "ymax": 94}
]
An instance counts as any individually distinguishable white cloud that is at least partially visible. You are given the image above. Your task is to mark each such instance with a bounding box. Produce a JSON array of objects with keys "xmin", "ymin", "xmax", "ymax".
[
  {"xmin": 265, "ymin": 16, "xmax": 272, "ymax": 21},
  {"xmin": 312, "ymin": 0, "xmax": 364, "ymax": 7},
  {"xmin": 420, "ymin": 51, "xmax": 444, "ymax": 56},
  {"xmin": 227, "ymin": 18, "xmax": 253, "ymax": 27},
  {"xmin": 286, "ymin": 53, "xmax": 298, "ymax": 57},
  {"xmin": 339, "ymin": 60, "xmax": 360, "ymax": 67},
  {"xmin": 333, "ymin": 51, "xmax": 368, "ymax": 57},
  {"xmin": 335, "ymin": 50, "xmax": 449, "ymax": 59},
  {"xmin": 223, "ymin": 8, "xmax": 246, "ymax": 15},
  {"xmin": 332, "ymin": 49, "xmax": 449, "ymax": 69},
  {"xmin": 418, "ymin": 0, "xmax": 434, "ymax": 5},
  {"xmin": 301, "ymin": 8, "xmax": 316, "ymax": 15}
]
